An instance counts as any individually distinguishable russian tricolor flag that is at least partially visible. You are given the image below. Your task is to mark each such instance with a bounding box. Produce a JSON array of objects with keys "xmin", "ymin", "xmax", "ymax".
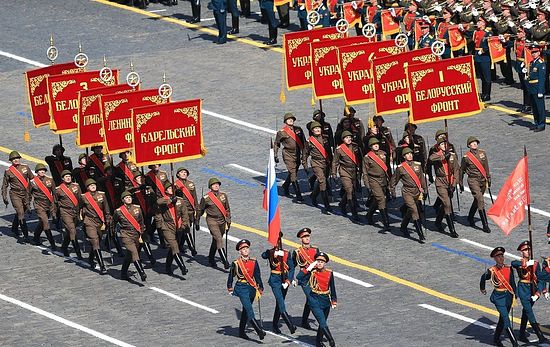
[{"xmin": 263, "ymin": 145, "xmax": 281, "ymax": 246}]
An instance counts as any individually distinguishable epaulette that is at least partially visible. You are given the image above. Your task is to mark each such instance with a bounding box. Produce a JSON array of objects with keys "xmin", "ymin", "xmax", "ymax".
[
  {"xmin": 250, "ymin": 257, "xmax": 256, "ymax": 261},
  {"xmin": 203, "ymin": 194, "xmax": 209, "ymax": 199},
  {"xmin": 133, "ymin": 204, "xmax": 140, "ymax": 208},
  {"xmin": 413, "ymin": 161, "xmax": 421, "ymax": 165}
]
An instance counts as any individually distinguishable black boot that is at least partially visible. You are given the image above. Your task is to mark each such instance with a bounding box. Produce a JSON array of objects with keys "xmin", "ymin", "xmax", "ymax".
[
  {"xmin": 88, "ymin": 249, "xmax": 95, "ymax": 267},
  {"xmin": 446, "ymin": 214, "xmax": 459, "ymax": 238},
  {"xmin": 208, "ymin": 240, "xmax": 217, "ymax": 267},
  {"xmin": 400, "ymin": 210, "xmax": 411, "ymax": 237},
  {"xmin": 413, "ymin": 219, "xmax": 425, "ymax": 243},
  {"xmin": 264, "ymin": 27, "xmax": 277, "ymax": 45},
  {"xmin": 121, "ymin": 257, "xmax": 131, "ymax": 280},
  {"xmin": 112, "ymin": 233, "xmax": 125, "ymax": 257},
  {"xmin": 272, "ymin": 306, "xmax": 281, "ymax": 334},
  {"xmin": 20, "ymin": 219, "xmax": 30, "ymax": 242},
  {"xmin": 281, "ymin": 311, "xmax": 296, "ymax": 334},
  {"xmin": 338, "ymin": 198, "xmax": 347, "ymax": 215},
  {"xmin": 505, "ymin": 327, "xmax": 519, "ymax": 347},
  {"xmin": 282, "ymin": 175, "xmax": 291, "ymax": 197},
  {"xmin": 468, "ymin": 201, "xmax": 477, "ymax": 227},
  {"xmin": 185, "ymin": 233, "xmax": 197, "ymax": 256},
  {"xmin": 143, "ymin": 242, "xmax": 156, "ymax": 265},
  {"xmin": 61, "ymin": 237, "xmax": 70, "ymax": 256},
  {"xmin": 533, "ymin": 322, "xmax": 548, "ymax": 343},
  {"xmin": 493, "ymin": 318, "xmax": 504, "ymax": 346},
  {"xmin": 133, "ymin": 260, "xmax": 147, "ymax": 282},
  {"xmin": 366, "ymin": 204, "xmax": 376, "ymax": 225},
  {"xmin": 292, "ymin": 182, "xmax": 304, "ymax": 202},
  {"xmin": 71, "ymin": 240, "xmax": 83, "ymax": 260},
  {"xmin": 480, "ymin": 209, "xmax": 491, "ymax": 233},
  {"xmin": 316, "ymin": 328, "xmax": 326, "ymax": 347},
  {"xmin": 33, "ymin": 227, "xmax": 43, "ymax": 245},
  {"xmin": 95, "ymin": 250, "xmax": 106, "ymax": 274},
  {"xmin": 228, "ymin": 17, "xmax": 239, "ymax": 34},
  {"xmin": 11, "ymin": 216, "xmax": 20, "ymax": 236},
  {"xmin": 350, "ymin": 199, "xmax": 359, "ymax": 223},
  {"xmin": 321, "ymin": 326, "xmax": 336, "ymax": 347},
  {"xmin": 380, "ymin": 209, "xmax": 390, "ymax": 232},
  {"xmin": 250, "ymin": 319, "xmax": 266, "ymax": 340},
  {"xmin": 322, "ymin": 191, "xmax": 332, "ymax": 214},
  {"xmin": 218, "ymin": 248, "xmax": 231, "ymax": 269},
  {"xmin": 165, "ymin": 252, "xmax": 174, "ymax": 275},
  {"xmin": 239, "ymin": 311, "xmax": 249, "ymax": 339},
  {"xmin": 435, "ymin": 207, "xmax": 445, "ymax": 232},
  {"xmin": 518, "ymin": 314, "xmax": 528, "ymax": 342},
  {"xmin": 301, "ymin": 304, "xmax": 312, "ymax": 329},
  {"xmin": 311, "ymin": 184, "xmax": 319, "ymax": 207},
  {"xmin": 44, "ymin": 230, "xmax": 57, "ymax": 251},
  {"xmin": 432, "ymin": 197, "xmax": 441, "ymax": 213},
  {"xmin": 308, "ymin": 174, "xmax": 317, "ymax": 190},
  {"xmin": 174, "ymin": 253, "xmax": 188, "ymax": 275}
]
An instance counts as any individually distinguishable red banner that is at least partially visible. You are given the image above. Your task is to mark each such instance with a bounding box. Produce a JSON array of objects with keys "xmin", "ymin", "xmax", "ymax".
[
  {"xmin": 311, "ymin": 36, "xmax": 372, "ymax": 100},
  {"xmin": 100, "ymin": 88, "xmax": 167, "ymax": 154},
  {"xmin": 448, "ymin": 25, "xmax": 466, "ymax": 52},
  {"xmin": 132, "ymin": 99, "xmax": 205, "ymax": 166},
  {"xmin": 405, "ymin": 55, "xmax": 482, "ymax": 123},
  {"xmin": 381, "ymin": 9, "xmax": 402, "ymax": 37},
  {"xmin": 283, "ymin": 27, "xmax": 344, "ymax": 90},
  {"xmin": 76, "ymin": 84, "xmax": 136, "ymax": 148},
  {"xmin": 488, "ymin": 36, "xmax": 506, "ymax": 66},
  {"xmin": 338, "ymin": 40, "xmax": 405, "ymax": 105},
  {"xmin": 25, "ymin": 62, "xmax": 84, "ymax": 128},
  {"xmin": 47, "ymin": 70, "xmax": 119, "ymax": 134},
  {"xmin": 343, "ymin": 1, "xmax": 364, "ymax": 27},
  {"xmin": 372, "ymin": 48, "xmax": 438, "ymax": 114}
]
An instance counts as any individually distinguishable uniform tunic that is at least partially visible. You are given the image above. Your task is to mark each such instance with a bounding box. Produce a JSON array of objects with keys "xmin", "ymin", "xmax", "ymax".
[
  {"xmin": 480, "ymin": 265, "xmax": 516, "ymax": 329},
  {"xmin": 459, "ymin": 148, "xmax": 491, "ymax": 210},
  {"xmin": 428, "ymin": 150, "xmax": 459, "ymax": 214},
  {"xmin": 81, "ymin": 191, "xmax": 111, "ymax": 250},
  {"xmin": 274, "ymin": 125, "xmax": 306, "ymax": 182},
  {"xmin": 331, "ymin": 143, "xmax": 361, "ymax": 200},
  {"xmin": 2, "ymin": 164, "xmax": 33, "ymax": 220},
  {"xmin": 54, "ymin": 182, "xmax": 82, "ymax": 240},
  {"xmin": 389, "ymin": 160, "xmax": 427, "ymax": 220},
  {"xmin": 296, "ymin": 268, "xmax": 337, "ymax": 329},
  {"xmin": 30, "ymin": 175, "xmax": 56, "ymax": 232},
  {"xmin": 198, "ymin": 191, "xmax": 231, "ymax": 250},
  {"xmin": 261, "ymin": 248, "xmax": 295, "ymax": 314},
  {"xmin": 113, "ymin": 204, "xmax": 146, "ymax": 262},
  {"xmin": 302, "ymin": 135, "xmax": 332, "ymax": 191},
  {"xmin": 362, "ymin": 150, "xmax": 390, "ymax": 209},
  {"xmin": 227, "ymin": 257, "xmax": 264, "ymax": 322}
]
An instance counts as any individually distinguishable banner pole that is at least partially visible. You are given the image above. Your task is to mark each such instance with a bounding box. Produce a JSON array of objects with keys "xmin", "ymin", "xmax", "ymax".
[{"xmin": 524, "ymin": 145, "xmax": 535, "ymax": 296}]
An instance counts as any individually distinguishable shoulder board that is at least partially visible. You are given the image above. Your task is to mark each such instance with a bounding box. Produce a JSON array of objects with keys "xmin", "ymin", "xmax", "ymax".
[
  {"xmin": 413, "ymin": 161, "xmax": 421, "ymax": 165},
  {"xmin": 250, "ymin": 257, "xmax": 256, "ymax": 261},
  {"xmin": 133, "ymin": 204, "xmax": 140, "ymax": 208},
  {"xmin": 203, "ymin": 194, "xmax": 209, "ymax": 199},
  {"xmin": 98, "ymin": 191, "xmax": 105, "ymax": 194}
]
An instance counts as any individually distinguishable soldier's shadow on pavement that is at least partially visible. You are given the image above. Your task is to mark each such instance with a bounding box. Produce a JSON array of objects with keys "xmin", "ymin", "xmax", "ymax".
[
  {"xmin": 503, "ymin": 118, "xmax": 536, "ymax": 130},
  {"xmin": 455, "ymin": 317, "xmax": 502, "ymax": 346},
  {"xmin": 497, "ymin": 100, "xmax": 524, "ymax": 111}
]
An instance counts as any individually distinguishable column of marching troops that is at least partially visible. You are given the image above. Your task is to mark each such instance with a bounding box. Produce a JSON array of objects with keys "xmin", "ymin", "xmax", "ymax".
[{"xmin": 1, "ymin": 146, "xmax": 338, "ymax": 346}]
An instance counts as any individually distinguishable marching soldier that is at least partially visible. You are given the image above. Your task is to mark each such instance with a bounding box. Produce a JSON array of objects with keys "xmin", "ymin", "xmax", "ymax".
[
  {"xmin": 274, "ymin": 113, "xmax": 306, "ymax": 201},
  {"xmin": 525, "ymin": 42, "xmax": 547, "ymax": 132},
  {"xmin": 2, "ymin": 151, "xmax": 33, "ymax": 242},
  {"xmin": 494, "ymin": 2, "xmax": 517, "ymax": 85},
  {"xmin": 459, "ymin": 136, "xmax": 492, "ymax": 233},
  {"xmin": 515, "ymin": 24, "xmax": 532, "ymax": 113},
  {"xmin": 174, "ymin": 167, "xmax": 198, "ymax": 256},
  {"xmin": 114, "ymin": 151, "xmax": 140, "ymax": 196},
  {"xmin": 529, "ymin": 8, "xmax": 550, "ymax": 95},
  {"xmin": 211, "ymin": 0, "xmax": 228, "ymax": 44},
  {"xmin": 30, "ymin": 164, "xmax": 57, "ymax": 250},
  {"xmin": 197, "ymin": 178, "xmax": 231, "ymax": 268},
  {"xmin": 87, "ymin": 145, "xmax": 107, "ymax": 178},
  {"xmin": 332, "ymin": 131, "xmax": 361, "ymax": 222},
  {"xmin": 389, "ymin": 148, "xmax": 427, "ymax": 242},
  {"xmin": 480, "ymin": 247, "xmax": 519, "ymax": 347},
  {"xmin": 429, "ymin": 138, "xmax": 459, "ymax": 238},
  {"xmin": 474, "ymin": 16, "xmax": 492, "ymax": 101},
  {"xmin": 371, "ymin": 115, "xmax": 395, "ymax": 173},
  {"xmin": 128, "ymin": 171, "xmax": 156, "ymax": 265},
  {"xmin": 113, "ymin": 191, "xmax": 147, "ymax": 282},
  {"xmin": 261, "ymin": 0, "xmax": 279, "ymax": 45},
  {"xmin": 511, "ymin": 241, "xmax": 550, "ymax": 343},
  {"xmin": 437, "ymin": 7, "xmax": 454, "ymax": 59},
  {"xmin": 363, "ymin": 138, "xmax": 391, "ymax": 231},
  {"xmin": 55, "ymin": 170, "xmax": 83, "ymax": 259},
  {"xmin": 45, "ymin": 144, "xmax": 73, "ymax": 186},
  {"xmin": 395, "ymin": 132, "xmax": 411, "ymax": 165},
  {"xmin": 157, "ymin": 181, "xmax": 190, "ymax": 276},
  {"xmin": 401, "ymin": 1, "xmax": 421, "ymax": 50},
  {"xmin": 261, "ymin": 236, "xmax": 297, "ymax": 334},
  {"xmin": 98, "ymin": 162, "xmax": 125, "ymax": 258},
  {"xmin": 81, "ymin": 179, "xmax": 110, "ymax": 274},
  {"xmin": 402, "ymin": 122, "xmax": 427, "ymax": 169},
  {"xmin": 336, "ymin": 106, "xmax": 365, "ymax": 148},
  {"xmin": 296, "ymin": 252, "xmax": 337, "ymax": 347},
  {"xmin": 72, "ymin": 153, "xmax": 94, "ymax": 192},
  {"xmin": 187, "ymin": 0, "xmax": 201, "ymax": 23},
  {"xmin": 292, "ymin": 227, "xmax": 320, "ymax": 330},
  {"xmin": 306, "ymin": 110, "xmax": 335, "ymax": 192},
  {"xmin": 302, "ymin": 121, "xmax": 333, "ymax": 214},
  {"xmin": 146, "ymin": 164, "xmax": 170, "ymax": 248}
]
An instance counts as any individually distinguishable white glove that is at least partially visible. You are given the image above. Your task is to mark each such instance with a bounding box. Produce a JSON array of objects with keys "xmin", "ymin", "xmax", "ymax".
[
  {"xmin": 458, "ymin": 23, "xmax": 464, "ymax": 31},
  {"xmin": 530, "ymin": 2, "xmax": 537, "ymax": 9},
  {"xmin": 352, "ymin": 1, "xmax": 357, "ymax": 9},
  {"xmin": 545, "ymin": 292, "xmax": 550, "ymax": 300},
  {"xmin": 275, "ymin": 250, "xmax": 285, "ymax": 257},
  {"xmin": 531, "ymin": 294, "xmax": 539, "ymax": 302},
  {"xmin": 472, "ymin": 8, "xmax": 478, "ymax": 16},
  {"xmin": 434, "ymin": 5, "xmax": 442, "ymax": 12},
  {"xmin": 524, "ymin": 22, "xmax": 533, "ymax": 29},
  {"xmin": 300, "ymin": 4, "xmax": 305, "ymax": 9},
  {"xmin": 527, "ymin": 259, "xmax": 535, "ymax": 266},
  {"xmin": 229, "ymin": 291, "xmax": 234, "ymax": 296},
  {"xmin": 477, "ymin": 49, "xmax": 483, "ymax": 55},
  {"xmin": 331, "ymin": 303, "xmax": 337, "ymax": 309},
  {"xmin": 455, "ymin": 5, "xmax": 463, "ymax": 12},
  {"xmin": 499, "ymin": 34, "xmax": 505, "ymax": 41},
  {"xmin": 282, "ymin": 282, "xmax": 289, "ymax": 289},
  {"xmin": 307, "ymin": 260, "xmax": 318, "ymax": 272},
  {"xmin": 423, "ymin": 15, "xmax": 430, "ymax": 22},
  {"xmin": 508, "ymin": 20, "xmax": 515, "ymax": 27},
  {"xmin": 490, "ymin": 15, "xmax": 498, "ymax": 23},
  {"xmin": 538, "ymin": 93, "xmax": 544, "ymax": 98},
  {"xmin": 292, "ymin": 279, "xmax": 297, "ymax": 287},
  {"xmin": 390, "ymin": 8, "xmax": 396, "ymax": 16}
]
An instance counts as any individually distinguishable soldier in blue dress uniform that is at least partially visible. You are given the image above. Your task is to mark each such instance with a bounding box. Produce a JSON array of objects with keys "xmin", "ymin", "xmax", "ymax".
[
  {"xmin": 211, "ymin": 0, "xmax": 228, "ymax": 44},
  {"xmin": 474, "ymin": 16, "xmax": 492, "ymax": 101},
  {"xmin": 525, "ymin": 43, "xmax": 547, "ymax": 132}
]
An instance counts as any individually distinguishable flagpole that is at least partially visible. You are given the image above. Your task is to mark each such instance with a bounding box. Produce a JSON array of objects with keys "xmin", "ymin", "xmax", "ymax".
[{"xmin": 524, "ymin": 145, "xmax": 535, "ymax": 296}]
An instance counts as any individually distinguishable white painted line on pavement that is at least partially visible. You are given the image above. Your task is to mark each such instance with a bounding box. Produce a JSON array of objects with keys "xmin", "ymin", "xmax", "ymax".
[
  {"xmin": 418, "ymin": 304, "xmax": 496, "ymax": 330},
  {"xmin": 460, "ymin": 239, "xmax": 522, "ymax": 260},
  {"xmin": 148, "ymin": 9, "xmax": 166, "ymax": 13},
  {"xmin": 227, "ymin": 163, "xmax": 283, "ymax": 183},
  {"xmin": 0, "ymin": 160, "xmax": 12, "ymax": 167},
  {"xmin": 150, "ymin": 287, "xmax": 220, "ymax": 314},
  {"xmin": 264, "ymin": 330, "xmax": 315, "ymax": 347},
  {"xmin": 0, "ymin": 50, "xmax": 47, "ymax": 67},
  {"xmin": 202, "ymin": 110, "xmax": 277, "ymax": 135},
  {"xmin": 0, "ymin": 293, "xmax": 136, "ymax": 347}
]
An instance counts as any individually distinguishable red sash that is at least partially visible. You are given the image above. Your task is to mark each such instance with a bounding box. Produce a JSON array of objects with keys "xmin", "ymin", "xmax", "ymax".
[
  {"xmin": 367, "ymin": 151, "xmax": 389, "ymax": 175},
  {"xmin": 168, "ymin": 201, "xmax": 182, "ymax": 228},
  {"xmin": 33, "ymin": 177, "xmax": 53, "ymax": 202},
  {"xmin": 298, "ymin": 247, "xmax": 315, "ymax": 267},
  {"xmin": 401, "ymin": 162, "xmax": 422, "ymax": 190},
  {"xmin": 89, "ymin": 154, "xmax": 105, "ymax": 176},
  {"xmin": 83, "ymin": 192, "xmax": 105, "ymax": 222},
  {"xmin": 105, "ymin": 180, "xmax": 116, "ymax": 207},
  {"xmin": 119, "ymin": 162, "xmax": 138, "ymax": 188},
  {"xmin": 120, "ymin": 205, "xmax": 142, "ymax": 233},
  {"xmin": 54, "ymin": 160, "xmax": 64, "ymax": 176},
  {"xmin": 8, "ymin": 166, "xmax": 29, "ymax": 189},
  {"xmin": 440, "ymin": 154, "xmax": 454, "ymax": 185},
  {"xmin": 339, "ymin": 144, "xmax": 357, "ymax": 165},
  {"xmin": 309, "ymin": 136, "xmax": 327, "ymax": 159},
  {"xmin": 236, "ymin": 258, "xmax": 259, "ymax": 289},
  {"xmin": 207, "ymin": 191, "xmax": 228, "ymax": 218},
  {"xmin": 59, "ymin": 184, "xmax": 79, "ymax": 206},
  {"xmin": 78, "ymin": 169, "xmax": 88, "ymax": 186},
  {"xmin": 283, "ymin": 126, "xmax": 303, "ymax": 149},
  {"xmin": 465, "ymin": 152, "xmax": 488, "ymax": 179},
  {"xmin": 148, "ymin": 171, "xmax": 166, "ymax": 197},
  {"xmin": 491, "ymin": 266, "xmax": 515, "ymax": 295},
  {"xmin": 175, "ymin": 180, "xmax": 195, "ymax": 208},
  {"xmin": 134, "ymin": 191, "xmax": 148, "ymax": 214}
]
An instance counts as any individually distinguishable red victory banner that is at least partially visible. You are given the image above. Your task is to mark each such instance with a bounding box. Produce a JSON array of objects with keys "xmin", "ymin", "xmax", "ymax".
[
  {"xmin": 100, "ymin": 88, "xmax": 167, "ymax": 154},
  {"xmin": 488, "ymin": 36, "xmax": 506, "ymax": 67},
  {"xmin": 47, "ymin": 70, "xmax": 119, "ymax": 134},
  {"xmin": 338, "ymin": 40, "xmax": 404, "ymax": 105},
  {"xmin": 381, "ymin": 9, "xmax": 402, "ymax": 37},
  {"xmin": 311, "ymin": 36, "xmax": 372, "ymax": 99},
  {"xmin": 343, "ymin": 1, "xmax": 364, "ymax": 27},
  {"xmin": 132, "ymin": 99, "xmax": 205, "ymax": 166},
  {"xmin": 448, "ymin": 25, "xmax": 466, "ymax": 53},
  {"xmin": 405, "ymin": 55, "xmax": 482, "ymax": 123},
  {"xmin": 372, "ymin": 48, "xmax": 438, "ymax": 114},
  {"xmin": 76, "ymin": 84, "xmax": 136, "ymax": 148},
  {"xmin": 283, "ymin": 27, "xmax": 344, "ymax": 90},
  {"xmin": 25, "ymin": 62, "xmax": 83, "ymax": 128}
]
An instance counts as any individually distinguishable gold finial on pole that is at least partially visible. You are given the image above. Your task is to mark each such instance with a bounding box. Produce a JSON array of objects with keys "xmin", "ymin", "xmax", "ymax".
[{"xmin": 103, "ymin": 55, "xmax": 107, "ymax": 67}]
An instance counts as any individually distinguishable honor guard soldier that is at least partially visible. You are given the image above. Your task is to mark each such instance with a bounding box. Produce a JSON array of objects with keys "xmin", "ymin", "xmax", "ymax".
[
  {"xmin": 88, "ymin": 145, "xmax": 107, "ymax": 178},
  {"xmin": 529, "ymin": 8, "xmax": 550, "ymax": 94},
  {"xmin": 401, "ymin": 1, "xmax": 421, "ymax": 50},
  {"xmin": 260, "ymin": 0, "xmax": 279, "ymax": 45},
  {"xmin": 480, "ymin": 247, "xmax": 519, "ymax": 347},
  {"xmin": 211, "ymin": 0, "xmax": 228, "ymax": 44},
  {"xmin": 128, "ymin": 171, "xmax": 156, "ymax": 265},
  {"xmin": 511, "ymin": 241, "xmax": 550, "ymax": 343},
  {"xmin": 113, "ymin": 191, "xmax": 147, "ymax": 282},
  {"xmin": 261, "ymin": 235, "xmax": 297, "ymax": 334},
  {"xmin": 174, "ymin": 167, "xmax": 198, "ymax": 256},
  {"xmin": 275, "ymin": 113, "xmax": 306, "ymax": 201},
  {"xmin": 402, "ymin": 123, "xmax": 427, "ymax": 169},
  {"xmin": 302, "ymin": 121, "xmax": 333, "ymax": 214},
  {"xmin": 114, "ymin": 151, "xmax": 140, "ymax": 196},
  {"xmin": 474, "ymin": 16, "xmax": 492, "ymax": 101},
  {"xmin": 418, "ymin": 20, "xmax": 435, "ymax": 48},
  {"xmin": 525, "ymin": 42, "xmax": 547, "ymax": 132},
  {"xmin": 296, "ymin": 252, "xmax": 337, "ymax": 347},
  {"xmin": 157, "ymin": 181, "xmax": 190, "ymax": 276},
  {"xmin": 146, "ymin": 164, "xmax": 170, "ymax": 248},
  {"xmin": 198, "ymin": 178, "xmax": 231, "ymax": 268},
  {"xmin": 227, "ymin": 239, "xmax": 266, "ymax": 340},
  {"xmin": 459, "ymin": 136, "xmax": 492, "ymax": 233},
  {"xmin": 45, "ymin": 144, "xmax": 73, "ymax": 186},
  {"xmin": 363, "ymin": 138, "xmax": 391, "ymax": 231},
  {"xmin": 332, "ymin": 131, "xmax": 361, "ymax": 222},
  {"xmin": 389, "ymin": 148, "xmax": 428, "ymax": 242},
  {"xmin": 494, "ymin": 2, "xmax": 517, "ymax": 85},
  {"xmin": 187, "ymin": 0, "xmax": 201, "ymax": 23},
  {"xmin": 437, "ymin": 7, "xmax": 454, "ymax": 59},
  {"xmin": 515, "ymin": 25, "xmax": 532, "ymax": 114},
  {"xmin": 55, "ymin": 170, "xmax": 83, "ymax": 259},
  {"xmin": 81, "ymin": 179, "xmax": 111, "ymax": 274},
  {"xmin": 30, "ymin": 164, "xmax": 57, "ymax": 249},
  {"xmin": 72, "ymin": 153, "xmax": 94, "ymax": 192},
  {"xmin": 2, "ymin": 151, "xmax": 33, "ymax": 242},
  {"xmin": 292, "ymin": 228, "xmax": 320, "ymax": 330},
  {"xmin": 98, "ymin": 162, "xmax": 125, "ymax": 259},
  {"xmin": 429, "ymin": 138, "xmax": 459, "ymax": 238}
]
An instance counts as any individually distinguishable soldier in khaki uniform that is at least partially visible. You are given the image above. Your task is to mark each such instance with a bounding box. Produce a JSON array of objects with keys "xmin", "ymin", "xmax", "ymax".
[
  {"xmin": 274, "ymin": 113, "xmax": 306, "ymax": 201},
  {"xmin": 157, "ymin": 181, "xmax": 190, "ymax": 276},
  {"xmin": 363, "ymin": 138, "xmax": 390, "ymax": 231},
  {"xmin": 30, "ymin": 164, "xmax": 57, "ymax": 249},
  {"xmin": 113, "ymin": 191, "xmax": 147, "ymax": 282},
  {"xmin": 81, "ymin": 179, "xmax": 111, "ymax": 274},
  {"xmin": 427, "ymin": 129, "xmax": 457, "ymax": 212},
  {"xmin": 197, "ymin": 178, "xmax": 231, "ymax": 268},
  {"xmin": 459, "ymin": 136, "xmax": 492, "ymax": 233},
  {"xmin": 402, "ymin": 123, "xmax": 427, "ymax": 169},
  {"xmin": 174, "ymin": 167, "xmax": 198, "ymax": 256},
  {"xmin": 302, "ymin": 121, "xmax": 333, "ymax": 214},
  {"xmin": 129, "ymin": 171, "xmax": 156, "ymax": 265},
  {"xmin": 72, "ymin": 154, "xmax": 94, "ymax": 192},
  {"xmin": 429, "ymin": 138, "xmax": 459, "ymax": 238},
  {"xmin": 114, "ymin": 151, "xmax": 139, "ymax": 196},
  {"xmin": 87, "ymin": 145, "xmax": 107, "ymax": 178},
  {"xmin": 55, "ymin": 170, "xmax": 83, "ymax": 259},
  {"xmin": 44, "ymin": 144, "xmax": 73, "ymax": 186},
  {"xmin": 2, "ymin": 151, "xmax": 33, "ymax": 241},
  {"xmin": 331, "ymin": 131, "xmax": 361, "ymax": 222},
  {"xmin": 146, "ymin": 164, "xmax": 170, "ymax": 249},
  {"xmin": 389, "ymin": 148, "xmax": 427, "ymax": 242}
]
